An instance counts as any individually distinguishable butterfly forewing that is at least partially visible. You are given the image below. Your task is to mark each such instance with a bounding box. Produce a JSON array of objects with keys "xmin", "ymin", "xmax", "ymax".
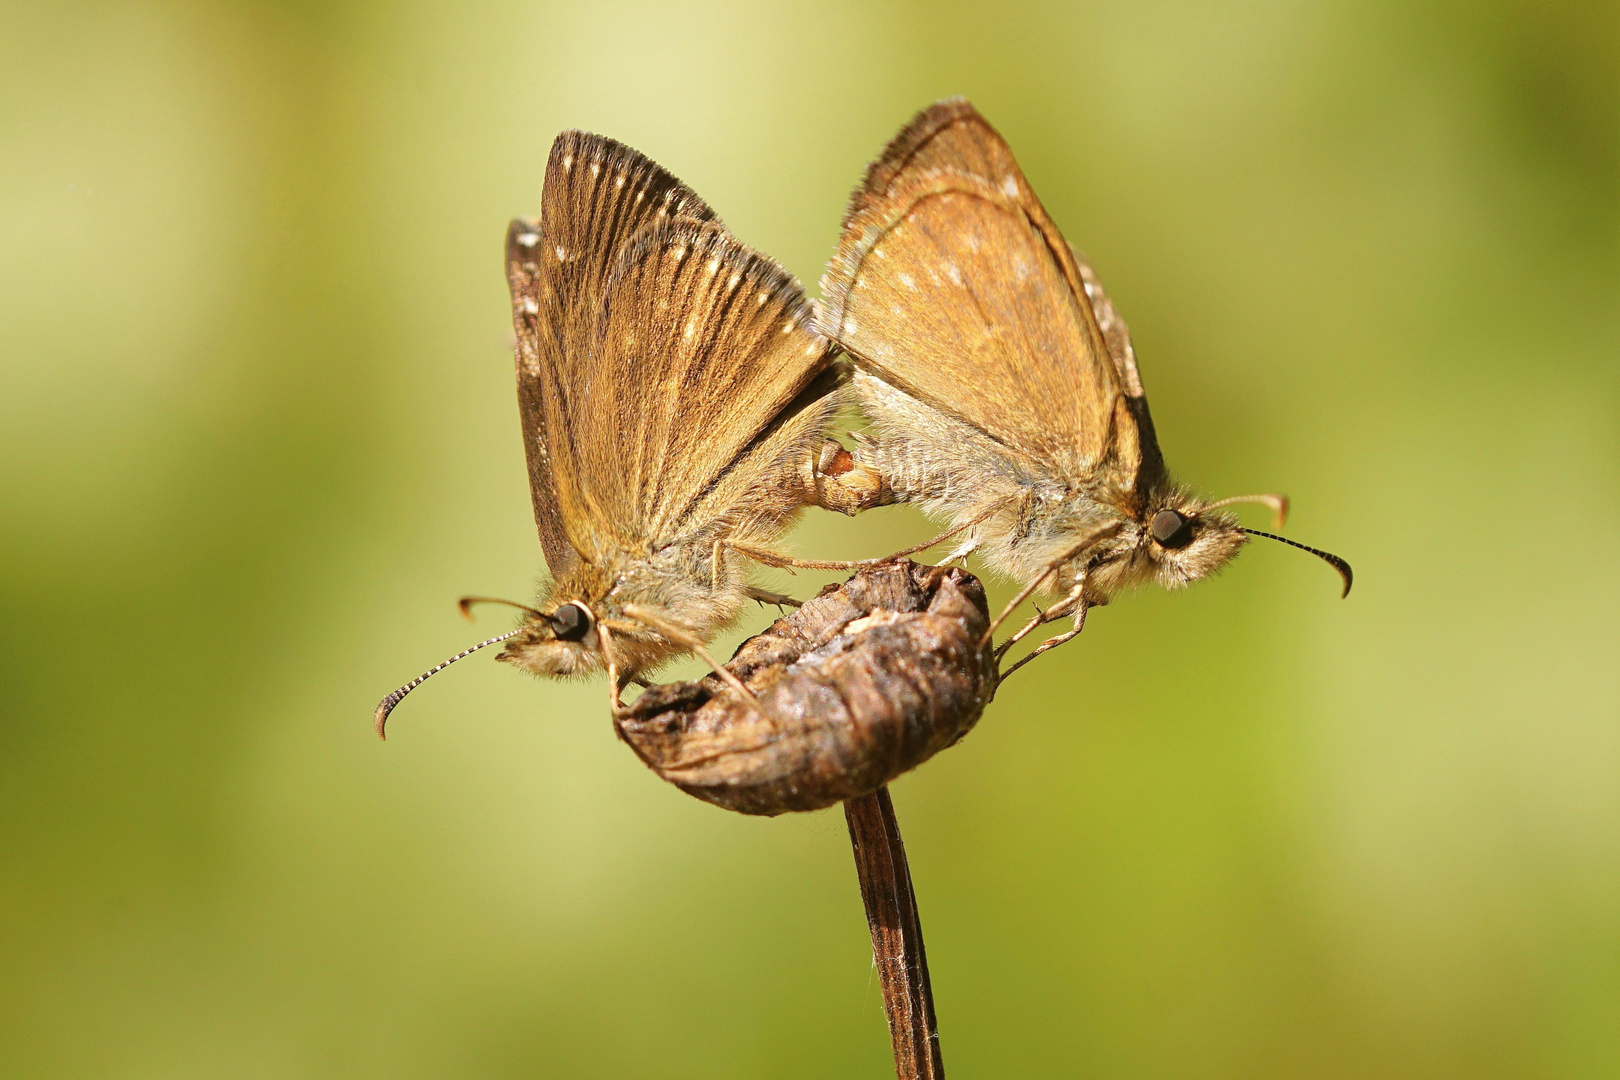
[
  {"xmin": 821, "ymin": 97, "xmax": 1171, "ymax": 490},
  {"xmin": 573, "ymin": 220, "xmax": 838, "ymax": 549},
  {"xmin": 823, "ymin": 169, "xmax": 1119, "ymax": 473},
  {"xmin": 538, "ymin": 131, "xmax": 720, "ymax": 351},
  {"xmin": 508, "ymin": 131, "xmax": 722, "ymax": 568},
  {"xmin": 850, "ymin": 97, "xmax": 1023, "ymax": 213}
]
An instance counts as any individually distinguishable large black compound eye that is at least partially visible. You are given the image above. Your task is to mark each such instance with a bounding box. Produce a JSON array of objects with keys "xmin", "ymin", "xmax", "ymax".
[
  {"xmin": 1150, "ymin": 509, "xmax": 1195, "ymax": 549},
  {"xmin": 548, "ymin": 602, "xmax": 591, "ymax": 642}
]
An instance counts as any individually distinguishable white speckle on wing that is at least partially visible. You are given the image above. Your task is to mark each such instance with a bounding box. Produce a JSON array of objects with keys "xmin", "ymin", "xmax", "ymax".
[
  {"xmin": 515, "ymin": 231, "xmax": 539, "ymax": 248},
  {"xmin": 757, "ymin": 291, "xmax": 769, "ymax": 305},
  {"xmin": 590, "ymin": 162, "xmax": 601, "ymax": 178},
  {"xmin": 728, "ymin": 273, "xmax": 740, "ymax": 290},
  {"xmin": 1001, "ymin": 176, "xmax": 1018, "ymax": 197},
  {"xmin": 562, "ymin": 154, "xmax": 573, "ymax": 172},
  {"xmin": 684, "ymin": 320, "xmax": 695, "ymax": 339},
  {"xmin": 634, "ymin": 190, "xmax": 644, "ymax": 204},
  {"xmin": 845, "ymin": 318, "xmax": 858, "ymax": 335},
  {"xmin": 781, "ymin": 319, "xmax": 795, "ymax": 334},
  {"xmin": 946, "ymin": 263, "xmax": 962, "ymax": 286},
  {"xmin": 672, "ymin": 246, "xmax": 685, "ymax": 260},
  {"xmin": 615, "ymin": 174, "xmax": 625, "ymax": 190},
  {"xmin": 898, "ymin": 272, "xmax": 916, "ymax": 290},
  {"xmin": 706, "ymin": 257, "xmax": 720, "ymax": 275},
  {"xmin": 521, "ymin": 297, "xmax": 539, "ymax": 315},
  {"xmin": 554, "ymin": 245, "xmax": 567, "ymax": 260}
]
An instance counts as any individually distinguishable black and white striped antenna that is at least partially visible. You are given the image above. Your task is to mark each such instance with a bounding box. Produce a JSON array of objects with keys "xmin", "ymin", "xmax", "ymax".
[{"xmin": 373, "ymin": 629, "xmax": 522, "ymax": 740}]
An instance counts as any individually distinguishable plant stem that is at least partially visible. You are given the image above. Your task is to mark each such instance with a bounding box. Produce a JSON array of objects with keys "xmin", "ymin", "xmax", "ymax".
[{"xmin": 844, "ymin": 786, "xmax": 944, "ymax": 1080}]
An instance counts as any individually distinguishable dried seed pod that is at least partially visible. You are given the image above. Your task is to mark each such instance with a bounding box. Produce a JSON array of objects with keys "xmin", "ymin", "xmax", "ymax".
[{"xmin": 616, "ymin": 561, "xmax": 997, "ymax": 816}]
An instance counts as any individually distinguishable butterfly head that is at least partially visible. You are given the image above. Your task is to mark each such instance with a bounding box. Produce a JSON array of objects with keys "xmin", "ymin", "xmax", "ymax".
[
  {"xmin": 1136, "ymin": 494, "xmax": 1249, "ymax": 592},
  {"xmin": 1076, "ymin": 494, "xmax": 1248, "ymax": 603},
  {"xmin": 497, "ymin": 599, "xmax": 605, "ymax": 678},
  {"xmin": 1113, "ymin": 489, "xmax": 1351, "ymax": 599}
]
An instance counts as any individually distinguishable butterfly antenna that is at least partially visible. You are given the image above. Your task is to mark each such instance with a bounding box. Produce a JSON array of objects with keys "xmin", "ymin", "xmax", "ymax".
[
  {"xmin": 373, "ymin": 629, "xmax": 523, "ymax": 740},
  {"xmin": 1205, "ymin": 493, "xmax": 1289, "ymax": 530},
  {"xmin": 1240, "ymin": 529, "xmax": 1353, "ymax": 598},
  {"xmin": 458, "ymin": 595, "xmax": 544, "ymax": 620}
]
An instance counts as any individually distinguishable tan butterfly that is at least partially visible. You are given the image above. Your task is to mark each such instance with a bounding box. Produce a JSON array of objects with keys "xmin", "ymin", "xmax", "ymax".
[
  {"xmin": 375, "ymin": 131, "xmax": 877, "ymax": 735},
  {"xmin": 818, "ymin": 99, "xmax": 1349, "ymax": 676}
]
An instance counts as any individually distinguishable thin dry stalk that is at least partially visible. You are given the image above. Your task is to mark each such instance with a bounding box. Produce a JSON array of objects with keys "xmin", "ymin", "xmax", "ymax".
[{"xmin": 845, "ymin": 786, "xmax": 944, "ymax": 1080}]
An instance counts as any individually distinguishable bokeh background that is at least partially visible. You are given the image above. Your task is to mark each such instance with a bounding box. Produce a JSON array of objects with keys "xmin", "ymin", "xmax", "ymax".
[{"xmin": 3, "ymin": 0, "xmax": 1616, "ymax": 1076}]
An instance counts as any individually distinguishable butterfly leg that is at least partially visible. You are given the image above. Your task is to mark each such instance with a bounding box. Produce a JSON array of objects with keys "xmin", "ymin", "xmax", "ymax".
[
  {"xmin": 710, "ymin": 538, "xmax": 725, "ymax": 589},
  {"xmin": 597, "ymin": 619, "xmax": 626, "ymax": 713},
  {"xmin": 941, "ymin": 533, "xmax": 980, "ymax": 567},
  {"xmin": 620, "ymin": 604, "xmax": 761, "ymax": 708},
  {"xmin": 994, "ymin": 579, "xmax": 1085, "ymax": 661},
  {"xmin": 743, "ymin": 586, "xmax": 802, "ymax": 609},
  {"xmin": 997, "ymin": 603, "xmax": 1089, "ymax": 683},
  {"xmin": 981, "ymin": 522, "xmax": 1120, "ymax": 644},
  {"xmin": 721, "ymin": 500, "xmax": 1012, "ymax": 575}
]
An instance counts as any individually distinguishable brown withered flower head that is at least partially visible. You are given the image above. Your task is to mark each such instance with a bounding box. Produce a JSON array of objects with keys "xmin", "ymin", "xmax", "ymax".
[{"xmin": 615, "ymin": 561, "xmax": 997, "ymax": 816}]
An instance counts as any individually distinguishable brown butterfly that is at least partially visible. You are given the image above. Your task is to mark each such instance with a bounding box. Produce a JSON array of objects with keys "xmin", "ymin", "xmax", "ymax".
[
  {"xmin": 375, "ymin": 131, "xmax": 878, "ymax": 735},
  {"xmin": 818, "ymin": 99, "xmax": 1350, "ymax": 676}
]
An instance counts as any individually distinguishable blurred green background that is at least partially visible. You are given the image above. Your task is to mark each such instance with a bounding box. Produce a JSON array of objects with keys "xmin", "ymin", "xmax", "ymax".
[{"xmin": 2, "ymin": 0, "xmax": 1615, "ymax": 1076}]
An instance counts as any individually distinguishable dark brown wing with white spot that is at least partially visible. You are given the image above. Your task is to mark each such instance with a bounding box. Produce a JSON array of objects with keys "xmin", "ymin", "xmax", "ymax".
[
  {"xmin": 821, "ymin": 98, "xmax": 1159, "ymax": 488},
  {"xmin": 569, "ymin": 220, "xmax": 838, "ymax": 549},
  {"xmin": 507, "ymin": 131, "xmax": 720, "ymax": 570}
]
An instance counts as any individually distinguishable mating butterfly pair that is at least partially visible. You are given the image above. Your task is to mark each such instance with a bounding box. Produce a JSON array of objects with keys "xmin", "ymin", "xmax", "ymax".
[{"xmin": 375, "ymin": 99, "xmax": 1349, "ymax": 735}]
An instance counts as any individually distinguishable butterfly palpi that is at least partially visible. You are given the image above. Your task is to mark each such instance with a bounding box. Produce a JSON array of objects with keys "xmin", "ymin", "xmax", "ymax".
[
  {"xmin": 375, "ymin": 131, "xmax": 880, "ymax": 735},
  {"xmin": 818, "ymin": 99, "xmax": 1351, "ymax": 678}
]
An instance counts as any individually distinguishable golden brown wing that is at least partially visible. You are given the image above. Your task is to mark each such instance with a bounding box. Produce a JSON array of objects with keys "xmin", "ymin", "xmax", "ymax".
[
  {"xmin": 821, "ymin": 99, "xmax": 1137, "ymax": 477},
  {"xmin": 565, "ymin": 220, "xmax": 839, "ymax": 551},
  {"xmin": 849, "ymin": 97, "xmax": 1024, "ymax": 211},
  {"xmin": 821, "ymin": 164, "xmax": 1121, "ymax": 474},
  {"xmin": 507, "ymin": 131, "xmax": 720, "ymax": 571},
  {"xmin": 858, "ymin": 99, "xmax": 1153, "ymax": 417}
]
